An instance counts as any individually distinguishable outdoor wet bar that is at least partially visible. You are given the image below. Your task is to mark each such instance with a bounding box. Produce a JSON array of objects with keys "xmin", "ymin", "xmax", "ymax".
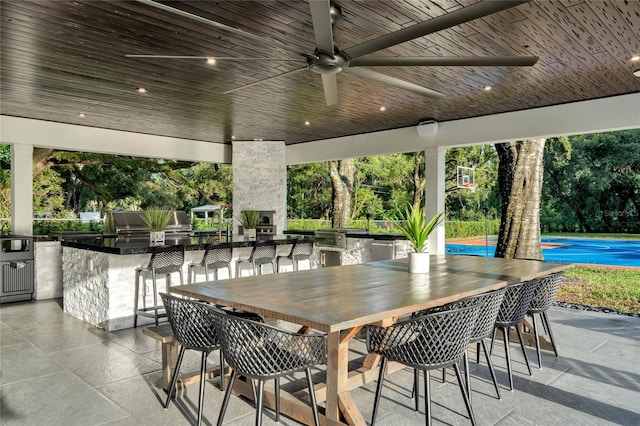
[{"xmin": 61, "ymin": 236, "xmax": 309, "ymax": 331}]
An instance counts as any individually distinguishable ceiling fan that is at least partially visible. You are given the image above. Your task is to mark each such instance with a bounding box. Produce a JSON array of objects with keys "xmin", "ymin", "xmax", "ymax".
[{"xmin": 127, "ymin": 0, "xmax": 538, "ymax": 106}]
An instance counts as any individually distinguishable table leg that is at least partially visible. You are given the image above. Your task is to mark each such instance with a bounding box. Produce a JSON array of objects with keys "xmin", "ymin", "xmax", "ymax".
[
  {"xmin": 325, "ymin": 331, "xmax": 343, "ymax": 422},
  {"xmin": 156, "ymin": 340, "xmax": 179, "ymax": 390}
]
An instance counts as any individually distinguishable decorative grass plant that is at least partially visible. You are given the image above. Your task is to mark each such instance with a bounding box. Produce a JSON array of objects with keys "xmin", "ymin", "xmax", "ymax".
[
  {"xmin": 139, "ymin": 208, "xmax": 173, "ymax": 232},
  {"xmin": 238, "ymin": 210, "xmax": 260, "ymax": 229},
  {"xmin": 390, "ymin": 202, "xmax": 444, "ymax": 253}
]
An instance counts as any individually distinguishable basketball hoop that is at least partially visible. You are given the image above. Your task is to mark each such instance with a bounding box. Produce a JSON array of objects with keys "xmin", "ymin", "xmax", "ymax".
[
  {"xmin": 456, "ymin": 166, "xmax": 478, "ymax": 193},
  {"xmin": 464, "ymin": 182, "xmax": 478, "ymax": 193}
]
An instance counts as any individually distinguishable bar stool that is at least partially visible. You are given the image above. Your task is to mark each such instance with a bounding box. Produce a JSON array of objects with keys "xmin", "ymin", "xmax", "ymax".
[
  {"xmin": 133, "ymin": 245, "xmax": 184, "ymax": 327},
  {"xmin": 236, "ymin": 241, "xmax": 276, "ymax": 277},
  {"xmin": 187, "ymin": 243, "xmax": 233, "ymax": 283},
  {"xmin": 277, "ymin": 240, "xmax": 313, "ymax": 272}
]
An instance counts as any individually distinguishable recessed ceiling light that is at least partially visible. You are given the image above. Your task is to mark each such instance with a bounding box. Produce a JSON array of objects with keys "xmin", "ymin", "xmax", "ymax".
[
  {"xmin": 304, "ymin": 121, "xmax": 310, "ymax": 126},
  {"xmin": 231, "ymin": 135, "xmax": 236, "ymax": 139},
  {"xmin": 78, "ymin": 113, "xmax": 86, "ymax": 118},
  {"xmin": 631, "ymin": 55, "xmax": 640, "ymax": 62},
  {"xmin": 137, "ymin": 87, "xmax": 147, "ymax": 93},
  {"xmin": 633, "ymin": 69, "xmax": 640, "ymax": 77},
  {"xmin": 206, "ymin": 57, "xmax": 216, "ymax": 65},
  {"xmin": 483, "ymin": 85, "xmax": 492, "ymax": 92},
  {"xmin": 379, "ymin": 106, "xmax": 386, "ymax": 111}
]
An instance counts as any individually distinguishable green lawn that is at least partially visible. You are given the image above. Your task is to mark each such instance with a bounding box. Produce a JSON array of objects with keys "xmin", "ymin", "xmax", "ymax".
[{"xmin": 558, "ymin": 266, "xmax": 640, "ymax": 315}]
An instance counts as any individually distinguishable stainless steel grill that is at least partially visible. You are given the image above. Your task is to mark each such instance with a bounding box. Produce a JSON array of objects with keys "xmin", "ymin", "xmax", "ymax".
[
  {"xmin": 314, "ymin": 228, "xmax": 368, "ymax": 249},
  {"xmin": 111, "ymin": 211, "xmax": 192, "ymax": 240},
  {"xmin": 0, "ymin": 235, "xmax": 35, "ymax": 303}
]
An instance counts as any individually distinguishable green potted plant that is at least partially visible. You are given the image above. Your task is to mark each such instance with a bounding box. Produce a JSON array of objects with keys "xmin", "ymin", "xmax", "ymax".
[
  {"xmin": 390, "ymin": 202, "xmax": 444, "ymax": 273},
  {"xmin": 139, "ymin": 208, "xmax": 173, "ymax": 243},
  {"xmin": 238, "ymin": 210, "xmax": 260, "ymax": 241}
]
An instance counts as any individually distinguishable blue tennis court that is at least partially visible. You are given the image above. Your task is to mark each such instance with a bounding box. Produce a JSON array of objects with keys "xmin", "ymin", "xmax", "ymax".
[{"xmin": 446, "ymin": 237, "xmax": 640, "ymax": 268}]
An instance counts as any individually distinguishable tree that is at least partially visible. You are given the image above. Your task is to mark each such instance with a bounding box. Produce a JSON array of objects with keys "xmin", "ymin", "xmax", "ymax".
[
  {"xmin": 328, "ymin": 159, "xmax": 355, "ymax": 228},
  {"xmin": 495, "ymin": 139, "xmax": 545, "ymax": 260},
  {"xmin": 543, "ymin": 130, "xmax": 640, "ymax": 233}
]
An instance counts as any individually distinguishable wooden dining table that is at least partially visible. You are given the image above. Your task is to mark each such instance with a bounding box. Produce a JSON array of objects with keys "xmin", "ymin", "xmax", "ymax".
[{"xmin": 170, "ymin": 255, "xmax": 570, "ymax": 426}]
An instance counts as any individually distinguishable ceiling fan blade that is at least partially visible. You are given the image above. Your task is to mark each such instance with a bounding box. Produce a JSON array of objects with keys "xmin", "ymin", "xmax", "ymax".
[
  {"xmin": 125, "ymin": 55, "xmax": 301, "ymax": 61},
  {"xmin": 350, "ymin": 56, "xmax": 539, "ymax": 67},
  {"xmin": 134, "ymin": 0, "xmax": 301, "ymax": 56},
  {"xmin": 223, "ymin": 67, "xmax": 306, "ymax": 94},
  {"xmin": 345, "ymin": 67, "xmax": 445, "ymax": 99},
  {"xmin": 342, "ymin": 0, "xmax": 530, "ymax": 60},
  {"xmin": 321, "ymin": 74, "xmax": 339, "ymax": 106},
  {"xmin": 309, "ymin": 0, "xmax": 335, "ymax": 55}
]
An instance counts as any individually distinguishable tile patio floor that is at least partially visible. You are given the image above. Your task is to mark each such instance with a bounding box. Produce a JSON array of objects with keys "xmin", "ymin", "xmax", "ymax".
[{"xmin": 1, "ymin": 299, "xmax": 638, "ymax": 426}]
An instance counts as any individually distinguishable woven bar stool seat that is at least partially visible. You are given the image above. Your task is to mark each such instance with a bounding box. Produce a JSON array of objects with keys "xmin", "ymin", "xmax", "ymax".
[
  {"xmin": 211, "ymin": 309, "xmax": 326, "ymax": 426},
  {"xmin": 527, "ymin": 273, "xmax": 562, "ymax": 368},
  {"xmin": 367, "ymin": 303, "xmax": 482, "ymax": 426},
  {"xmin": 160, "ymin": 293, "xmax": 225, "ymax": 426},
  {"xmin": 188, "ymin": 243, "xmax": 233, "ymax": 283},
  {"xmin": 134, "ymin": 245, "xmax": 184, "ymax": 327}
]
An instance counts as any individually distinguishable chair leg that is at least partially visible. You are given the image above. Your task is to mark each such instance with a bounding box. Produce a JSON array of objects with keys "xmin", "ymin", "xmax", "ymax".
[
  {"xmin": 164, "ymin": 346, "xmax": 186, "ymax": 409},
  {"xmin": 413, "ymin": 368, "xmax": 420, "ymax": 411},
  {"xmin": 275, "ymin": 377, "xmax": 280, "ymax": 422},
  {"xmin": 481, "ymin": 339, "xmax": 501, "ymax": 400},
  {"xmin": 151, "ymin": 271, "xmax": 159, "ymax": 326},
  {"xmin": 502, "ymin": 326, "xmax": 514, "ymax": 391},
  {"xmin": 217, "ymin": 370, "xmax": 236, "ymax": 426},
  {"xmin": 532, "ymin": 313, "xmax": 542, "ymax": 369},
  {"xmin": 305, "ymin": 368, "xmax": 320, "ymax": 426},
  {"xmin": 133, "ymin": 270, "xmax": 140, "ymax": 328},
  {"xmin": 196, "ymin": 351, "xmax": 208, "ymax": 426},
  {"xmin": 256, "ymin": 379, "xmax": 265, "ymax": 426},
  {"xmin": 515, "ymin": 325, "xmax": 532, "ymax": 376},
  {"xmin": 490, "ymin": 327, "xmax": 498, "ymax": 355},
  {"xmin": 371, "ymin": 357, "xmax": 387, "ymax": 426},
  {"xmin": 219, "ymin": 350, "xmax": 225, "ymax": 391},
  {"xmin": 424, "ymin": 370, "xmax": 431, "ymax": 426},
  {"xmin": 453, "ymin": 363, "xmax": 476, "ymax": 426},
  {"xmin": 542, "ymin": 311, "xmax": 559, "ymax": 357},
  {"xmin": 476, "ymin": 341, "xmax": 481, "ymax": 364},
  {"xmin": 463, "ymin": 351, "xmax": 471, "ymax": 405}
]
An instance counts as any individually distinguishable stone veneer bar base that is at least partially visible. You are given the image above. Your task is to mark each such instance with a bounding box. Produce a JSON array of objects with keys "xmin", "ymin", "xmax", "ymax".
[{"xmin": 62, "ymin": 247, "xmax": 207, "ymax": 331}]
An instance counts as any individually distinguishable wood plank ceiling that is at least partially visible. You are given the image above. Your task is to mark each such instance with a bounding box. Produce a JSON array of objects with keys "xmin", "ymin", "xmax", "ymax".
[{"xmin": 1, "ymin": 0, "xmax": 639, "ymax": 146}]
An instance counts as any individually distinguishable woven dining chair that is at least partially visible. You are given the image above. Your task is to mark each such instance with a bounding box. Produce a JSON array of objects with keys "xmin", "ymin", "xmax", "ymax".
[
  {"xmin": 527, "ymin": 273, "xmax": 562, "ymax": 368},
  {"xmin": 490, "ymin": 279, "xmax": 538, "ymax": 390},
  {"xmin": 211, "ymin": 308, "xmax": 326, "ymax": 426},
  {"xmin": 367, "ymin": 303, "xmax": 482, "ymax": 426},
  {"xmin": 160, "ymin": 293, "xmax": 226, "ymax": 426},
  {"xmin": 134, "ymin": 245, "xmax": 184, "ymax": 327},
  {"xmin": 187, "ymin": 243, "xmax": 233, "ymax": 283}
]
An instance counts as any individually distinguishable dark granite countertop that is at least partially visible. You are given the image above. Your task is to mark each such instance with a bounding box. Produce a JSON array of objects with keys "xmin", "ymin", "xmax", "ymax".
[
  {"xmin": 61, "ymin": 235, "xmax": 313, "ymax": 255},
  {"xmin": 284, "ymin": 230, "xmax": 406, "ymax": 240}
]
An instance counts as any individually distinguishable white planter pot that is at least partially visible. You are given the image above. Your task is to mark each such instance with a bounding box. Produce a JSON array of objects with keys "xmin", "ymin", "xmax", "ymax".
[
  {"xmin": 408, "ymin": 252, "xmax": 430, "ymax": 273},
  {"xmin": 149, "ymin": 231, "xmax": 165, "ymax": 243},
  {"xmin": 244, "ymin": 228, "xmax": 257, "ymax": 241}
]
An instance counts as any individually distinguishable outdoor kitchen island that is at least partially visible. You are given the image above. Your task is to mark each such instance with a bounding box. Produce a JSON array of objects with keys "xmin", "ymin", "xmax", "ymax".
[{"xmin": 60, "ymin": 236, "xmax": 309, "ymax": 331}]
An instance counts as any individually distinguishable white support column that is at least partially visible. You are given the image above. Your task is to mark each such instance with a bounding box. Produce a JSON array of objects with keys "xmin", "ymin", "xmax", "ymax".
[
  {"xmin": 425, "ymin": 146, "xmax": 446, "ymax": 255},
  {"xmin": 11, "ymin": 143, "xmax": 34, "ymax": 235}
]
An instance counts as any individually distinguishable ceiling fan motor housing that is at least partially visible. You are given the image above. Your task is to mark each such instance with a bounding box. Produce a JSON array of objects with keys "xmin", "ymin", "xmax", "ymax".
[{"xmin": 308, "ymin": 52, "xmax": 347, "ymax": 75}]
